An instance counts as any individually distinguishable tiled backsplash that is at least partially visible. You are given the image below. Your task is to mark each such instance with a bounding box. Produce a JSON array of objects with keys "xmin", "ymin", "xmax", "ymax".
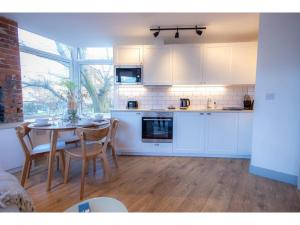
[{"xmin": 113, "ymin": 85, "xmax": 255, "ymax": 109}]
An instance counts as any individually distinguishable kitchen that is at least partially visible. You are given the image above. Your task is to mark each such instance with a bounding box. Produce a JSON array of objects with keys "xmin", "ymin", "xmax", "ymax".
[{"xmin": 111, "ymin": 42, "xmax": 255, "ymax": 158}]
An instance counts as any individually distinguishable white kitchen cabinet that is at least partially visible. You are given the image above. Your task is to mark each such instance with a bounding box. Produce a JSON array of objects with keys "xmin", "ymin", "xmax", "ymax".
[
  {"xmin": 237, "ymin": 113, "xmax": 253, "ymax": 155},
  {"xmin": 173, "ymin": 112, "xmax": 206, "ymax": 153},
  {"xmin": 114, "ymin": 45, "xmax": 142, "ymax": 65},
  {"xmin": 231, "ymin": 42, "xmax": 257, "ymax": 84},
  {"xmin": 202, "ymin": 44, "xmax": 232, "ymax": 85},
  {"xmin": 142, "ymin": 45, "xmax": 172, "ymax": 85},
  {"xmin": 172, "ymin": 45, "xmax": 202, "ymax": 85},
  {"xmin": 111, "ymin": 112, "xmax": 142, "ymax": 153},
  {"xmin": 205, "ymin": 113, "xmax": 238, "ymax": 154}
]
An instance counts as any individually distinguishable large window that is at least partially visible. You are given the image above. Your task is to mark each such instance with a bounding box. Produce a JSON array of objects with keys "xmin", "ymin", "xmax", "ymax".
[
  {"xmin": 19, "ymin": 29, "xmax": 114, "ymax": 118},
  {"xmin": 19, "ymin": 28, "xmax": 72, "ymax": 118},
  {"xmin": 79, "ymin": 48, "xmax": 114, "ymax": 115}
]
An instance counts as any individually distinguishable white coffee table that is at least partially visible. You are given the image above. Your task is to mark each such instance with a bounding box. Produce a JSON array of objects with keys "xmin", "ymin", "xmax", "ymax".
[{"xmin": 65, "ymin": 197, "xmax": 128, "ymax": 212}]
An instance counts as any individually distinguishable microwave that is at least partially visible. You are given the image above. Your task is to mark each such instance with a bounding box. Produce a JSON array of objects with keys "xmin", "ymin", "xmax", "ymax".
[{"xmin": 115, "ymin": 66, "xmax": 142, "ymax": 84}]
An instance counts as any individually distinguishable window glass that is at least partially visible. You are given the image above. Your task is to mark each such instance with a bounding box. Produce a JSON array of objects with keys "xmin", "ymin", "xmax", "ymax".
[
  {"xmin": 20, "ymin": 52, "xmax": 70, "ymax": 118},
  {"xmin": 78, "ymin": 47, "xmax": 113, "ymax": 60},
  {"xmin": 80, "ymin": 64, "xmax": 114, "ymax": 115},
  {"xmin": 18, "ymin": 28, "xmax": 72, "ymax": 59}
]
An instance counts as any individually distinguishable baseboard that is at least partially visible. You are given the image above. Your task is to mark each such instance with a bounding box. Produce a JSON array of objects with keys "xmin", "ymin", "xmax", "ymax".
[
  {"xmin": 249, "ymin": 165, "xmax": 297, "ymax": 186},
  {"xmin": 118, "ymin": 151, "xmax": 251, "ymax": 159}
]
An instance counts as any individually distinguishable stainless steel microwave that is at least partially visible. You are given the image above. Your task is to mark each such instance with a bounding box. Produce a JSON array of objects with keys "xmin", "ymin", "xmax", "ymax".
[{"xmin": 115, "ymin": 66, "xmax": 142, "ymax": 84}]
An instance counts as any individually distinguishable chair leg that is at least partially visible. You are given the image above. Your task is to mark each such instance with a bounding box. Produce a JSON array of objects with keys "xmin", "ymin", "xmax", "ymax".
[
  {"xmin": 111, "ymin": 145, "xmax": 119, "ymax": 168},
  {"xmin": 80, "ymin": 159, "xmax": 87, "ymax": 200},
  {"xmin": 93, "ymin": 157, "xmax": 96, "ymax": 175},
  {"xmin": 85, "ymin": 160, "xmax": 89, "ymax": 175},
  {"xmin": 64, "ymin": 154, "xmax": 71, "ymax": 184},
  {"xmin": 21, "ymin": 158, "xmax": 31, "ymax": 187},
  {"xmin": 27, "ymin": 160, "xmax": 32, "ymax": 178},
  {"xmin": 60, "ymin": 151, "xmax": 66, "ymax": 175},
  {"xmin": 100, "ymin": 154, "xmax": 111, "ymax": 181},
  {"xmin": 56, "ymin": 155, "xmax": 60, "ymax": 171}
]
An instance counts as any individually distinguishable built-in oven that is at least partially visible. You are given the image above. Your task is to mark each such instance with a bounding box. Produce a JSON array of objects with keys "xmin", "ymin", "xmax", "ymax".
[
  {"xmin": 142, "ymin": 112, "xmax": 173, "ymax": 143},
  {"xmin": 115, "ymin": 65, "xmax": 142, "ymax": 84}
]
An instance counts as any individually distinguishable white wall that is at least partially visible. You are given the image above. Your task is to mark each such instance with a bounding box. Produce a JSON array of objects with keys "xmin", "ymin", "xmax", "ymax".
[
  {"xmin": 0, "ymin": 128, "xmax": 24, "ymax": 171},
  {"xmin": 251, "ymin": 13, "xmax": 300, "ymax": 176}
]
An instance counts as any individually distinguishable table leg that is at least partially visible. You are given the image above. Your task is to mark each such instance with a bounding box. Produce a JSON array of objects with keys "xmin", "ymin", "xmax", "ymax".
[{"xmin": 46, "ymin": 129, "xmax": 58, "ymax": 191}]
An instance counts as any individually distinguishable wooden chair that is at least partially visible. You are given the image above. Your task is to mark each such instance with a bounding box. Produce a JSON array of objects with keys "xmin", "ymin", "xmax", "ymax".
[
  {"xmin": 64, "ymin": 125, "xmax": 111, "ymax": 200},
  {"xmin": 15, "ymin": 122, "xmax": 66, "ymax": 187},
  {"xmin": 107, "ymin": 118, "xmax": 120, "ymax": 167}
]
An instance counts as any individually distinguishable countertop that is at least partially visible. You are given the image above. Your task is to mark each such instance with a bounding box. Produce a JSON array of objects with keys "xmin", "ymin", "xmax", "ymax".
[{"xmin": 111, "ymin": 108, "xmax": 253, "ymax": 113}]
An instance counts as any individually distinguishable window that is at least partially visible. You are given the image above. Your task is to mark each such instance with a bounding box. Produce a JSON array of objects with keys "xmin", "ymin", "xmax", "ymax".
[
  {"xmin": 19, "ymin": 28, "xmax": 72, "ymax": 59},
  {"xmin": 80, "ymin": 64, "xmax": 114, "ymax": 115},
  {"xmin": 78, "ymin": 47, "xmax": 113, "ymax": 60},
  {"xmin": 19, "ymin": 29, "xmax": 72, "ymax": 118},
  {"xmin": 20, "ymin": 52, "xmax": 70, "ymax": 118},
  {"xmin": 79, "ymin": 48, "xmax": 114, "ymax": 116}
]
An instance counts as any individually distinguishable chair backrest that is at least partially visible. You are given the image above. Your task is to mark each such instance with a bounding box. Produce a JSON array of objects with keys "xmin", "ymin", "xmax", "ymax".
[
  {"xmin": 110, "ymin": 118, "xmax": 120, "ymax": 144},
  {"xmin": 15, "ymin": 122, "xmax": 33, "ymax": 157},
  {"xmin": 76, "ymin": 125, "xmax": 111, "ymax": 156}
]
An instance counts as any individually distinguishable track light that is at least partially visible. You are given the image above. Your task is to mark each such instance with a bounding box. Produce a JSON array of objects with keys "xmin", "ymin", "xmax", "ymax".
[
  {"xmin": 175, "ymin": 28, "xmax": 179, "ymax": 39},
  {"xmin": 195, "ymin": 26, "xmax": 203, "ymax": 36},
  {"xmin": 153, "ymin": 27, "xmax": 160, "ymax": 38},
  {"xmin": 150, "ymin": 26, "xmax": 206, "ymax": 39}
]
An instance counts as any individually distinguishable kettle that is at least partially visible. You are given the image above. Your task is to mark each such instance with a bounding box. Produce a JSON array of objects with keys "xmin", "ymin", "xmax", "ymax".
[{"xmin": 180, "ymin": 98, "xmax": 191, "ymax": 109}]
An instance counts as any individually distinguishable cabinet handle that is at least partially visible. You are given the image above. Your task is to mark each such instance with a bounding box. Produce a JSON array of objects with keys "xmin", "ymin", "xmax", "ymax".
[
  {"xmin": 207, "ymin": 113, "xmax": 211, "ymax": 115},
  {"xmin": 154, "ymin": 143, "xmax": 159, "ymax": 147},
  {"xmin": 136, "ymin": 112, "xmax": 141, "ymax": 115},
  {"xmin": 200, "ymin": 113, "xmax": 204, "ymax": 115}
]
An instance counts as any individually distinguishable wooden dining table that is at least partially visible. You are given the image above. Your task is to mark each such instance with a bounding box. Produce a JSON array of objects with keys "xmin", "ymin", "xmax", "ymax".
[{"xmin": 28, "ymin": 120, "xmax": 110, "ymax": 191}]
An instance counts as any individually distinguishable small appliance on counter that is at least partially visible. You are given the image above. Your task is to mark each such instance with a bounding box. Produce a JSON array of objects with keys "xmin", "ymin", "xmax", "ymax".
[
  {"xmin": 243, "ymin": 95, "xmax": 254, "ymax": 110},
  {"xmin": 127, "ymin": 100, "xmax": 138, "ymax": 109},
  {"xmin": 180, "ymin": 98, "xmax": 191, "ymax": 109}
]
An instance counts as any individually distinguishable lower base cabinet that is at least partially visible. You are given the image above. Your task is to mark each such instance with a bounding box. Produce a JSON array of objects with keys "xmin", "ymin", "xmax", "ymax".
[{"xmin": 112, "ymin": 111, "xmax": 253, "ymax": 158}]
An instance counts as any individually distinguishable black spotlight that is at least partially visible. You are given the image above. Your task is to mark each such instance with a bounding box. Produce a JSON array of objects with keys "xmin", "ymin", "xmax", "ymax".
[
  {"xmin": 196, "ymin": 29, "xmax": 203, "ymax": 36},
  {"xmin": 195, "ymin": 26, "xmax": 203, "ymax": 36},
  {"xmin": 175, "ymin": 28, "xmax": 179, "ymax": 38},
  {"xmin": 153, "ymin": 27, "xmax": 160, "ymax": 38}
]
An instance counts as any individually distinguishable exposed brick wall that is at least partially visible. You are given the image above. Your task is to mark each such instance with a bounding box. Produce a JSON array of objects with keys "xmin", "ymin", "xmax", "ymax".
[{"xmin": 0, "ymin": 16, "xmax": 23, "ymax": 123}]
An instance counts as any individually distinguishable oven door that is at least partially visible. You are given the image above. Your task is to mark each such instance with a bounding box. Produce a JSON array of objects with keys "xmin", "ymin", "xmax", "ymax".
[
  {"xmin": 115, "ymin": 67, "xmax": 142, "ymax": 84},
  {"xmin": 142, "ymin": 117, "xmax": 173, "ymax": 143}
]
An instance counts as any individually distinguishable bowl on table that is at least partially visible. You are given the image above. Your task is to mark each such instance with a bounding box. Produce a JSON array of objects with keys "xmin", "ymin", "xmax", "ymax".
[
  {"xmin": 93, "ymin": 114, "xmax": 104, "ymax": 122},
  {"xmin": 34, "ymin": 118, "xmax": 50, "ymax": 126}
]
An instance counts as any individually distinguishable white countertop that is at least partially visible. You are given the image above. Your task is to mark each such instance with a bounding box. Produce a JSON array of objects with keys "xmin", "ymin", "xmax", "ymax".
[{"xmin": 111, "ymin": 108, "xmax": 253, "ymax": 113}]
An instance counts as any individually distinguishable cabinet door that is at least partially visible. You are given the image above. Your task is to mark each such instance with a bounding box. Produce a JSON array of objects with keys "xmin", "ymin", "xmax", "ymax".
[
  {"xmin": 143, "ymin": 46, "xmax": 172, "ymax": 85},
  {"xmin": 173, "ymin": 112, "xmax": 205, "ymax": 153},
  {"xmin": 111, "ymin": 112, "xmax": 142, "ymax": 153},
  {"xmin": 206, "ymin": 113, "xmax": 238, "ymax": 154},
  {"xmin": 114, "ymin": 46, "xmax": 142, "ymax": 65},
  {"xmin": 203, "ymin": 45, "xmax": 232, "ymax": 85},
  {"xmin": 172, "ymin": 45, "xmax": 202, "ymax": 85},
  {"xmin": 237, "ymin": 113, "xmax": 253, "ymax": 155},
  {"xmin": 231, "ymin": 43, "xmax": 257, "ymax": 84}
]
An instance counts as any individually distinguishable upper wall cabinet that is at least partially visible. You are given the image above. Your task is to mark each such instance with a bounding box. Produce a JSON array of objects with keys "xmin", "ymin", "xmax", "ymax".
[
  {"xmin": 114, "ymin": 45, "xmax": 143, "ymax": 65},
  {"xmin": 142, "ymin": 45, "xmax": 172, "ymax": 85},
  {"xmin": 202, "ymin": 42, "xmax": 257, "ymax": 85},
  {"xmin": 231, "ymin": 42, "xmax": 257, "ymax": 84},
  {"xmin": 203, "ymin": 44, "xmax": 232, "ymax": 85},
  {"xmin": 172, "ymin": 44, "xmax": 203, "ymax": 85}
]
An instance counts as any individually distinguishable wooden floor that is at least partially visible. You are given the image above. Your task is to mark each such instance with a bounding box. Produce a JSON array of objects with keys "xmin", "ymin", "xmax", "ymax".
[{"xmin": 16, "ymin": 155, "xmax": 300, "ymax": 212}]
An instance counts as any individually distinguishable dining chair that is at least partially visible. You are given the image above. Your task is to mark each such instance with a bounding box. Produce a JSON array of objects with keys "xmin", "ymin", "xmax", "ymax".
[
  {"xmin": 15, "ymin": 122, "xmax": 66, "ymax": 187},
  {"xmin": 63, "ymin": 125, "xmax": 111, "ymax": 200},
  {"xmin": 107, "ymin": 118, "xmax": 120, "ymax": 167}
]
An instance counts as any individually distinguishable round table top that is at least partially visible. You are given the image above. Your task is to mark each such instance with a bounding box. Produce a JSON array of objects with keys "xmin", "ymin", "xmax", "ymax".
[
  {"xmin": 65, "ymin": 197, "xmax": 128, "ymax": 212},
  {"xmin": 28, "ymin": 120, "xmax": 110, "ymax": 130}
]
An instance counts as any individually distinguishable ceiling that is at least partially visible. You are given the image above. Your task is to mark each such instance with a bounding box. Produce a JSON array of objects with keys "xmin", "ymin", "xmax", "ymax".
[{"xmin": 1, "ymin": 13, "xmax": 259, "ymax": 47}]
